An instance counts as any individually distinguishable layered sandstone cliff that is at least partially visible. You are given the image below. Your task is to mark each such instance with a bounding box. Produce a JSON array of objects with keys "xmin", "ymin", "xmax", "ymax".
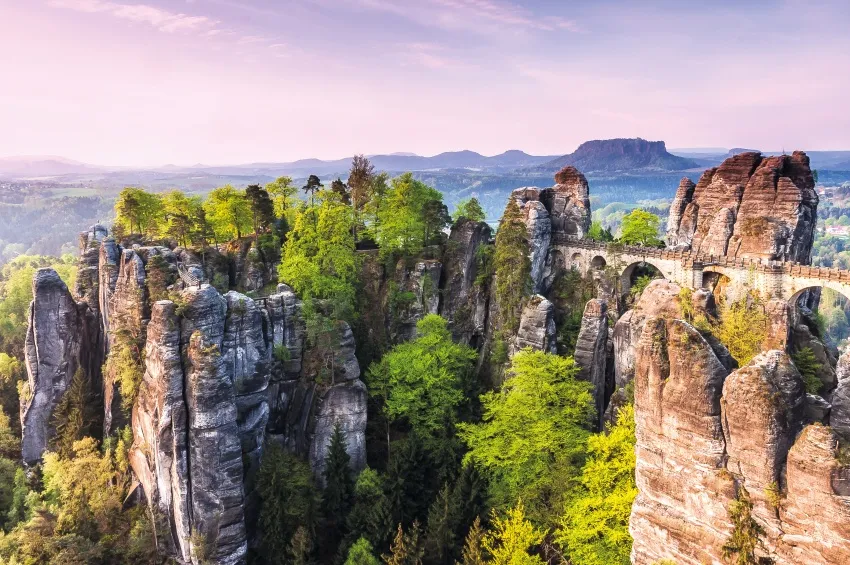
[{"xmin": 666, "ymin": 151, "xmax": 818, "ymax": 262}]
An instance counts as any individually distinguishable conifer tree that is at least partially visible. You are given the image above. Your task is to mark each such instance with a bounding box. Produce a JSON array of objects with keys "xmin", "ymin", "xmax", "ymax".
[
  {"xmin": 245, "ymin": 184, "xmax": 275, "ymax": 240},
  {"xmin": 424, "ymin": 484, "xmax": 454, "ymax": 565},
  {"xmin": 51, "ymin": 367, "xmax": 92, "ymax": 459},
  {"xmin": 345, "ymin": 537, "xmax": 381, "ymax": 565},
  {"xmin": 459, "ymin": 517, "xmax": 486, "ymax": 565},
  {"xmin": 383, "ymin": 521, "xmax": 424, "ymax": 565},
  {"xmin": 493, "ymin": 198, "xmax": 531, "ymax": 333},
  {"xmin": 323, "ymin": 422, "xmax": 355, "ymax": 550},
  {"xmin": 346, "ymin": 468, "xmax": 393, "ymax": 551}
]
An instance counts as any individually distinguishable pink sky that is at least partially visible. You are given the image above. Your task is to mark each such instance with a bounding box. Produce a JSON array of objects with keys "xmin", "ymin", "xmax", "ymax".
[{"xmin": 1, "ymin": 0, "xmax": 849, "ymax": 166}]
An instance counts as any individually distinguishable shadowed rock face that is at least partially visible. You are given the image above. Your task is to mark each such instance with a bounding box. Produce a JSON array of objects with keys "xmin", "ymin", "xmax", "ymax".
[
  {"xmin": 666, "ymin": 151, "xmax": 818, "ymax": 262},
  {"xmin": 574, "ymin": 299, "xmax": 610, "ymax": 427},
  {"xmin": 21, "ymin": 269, "xmax": 93, "ymax": 466},
  {"xmin": 441, "ymin": 219, "xmax": 492, "ymax": 344}
]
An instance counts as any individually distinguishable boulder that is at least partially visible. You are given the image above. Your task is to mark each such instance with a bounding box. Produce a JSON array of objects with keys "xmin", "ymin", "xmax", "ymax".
[{"xmin": 309, "ymin": 379, "xmax": 368, "ymax": 482}]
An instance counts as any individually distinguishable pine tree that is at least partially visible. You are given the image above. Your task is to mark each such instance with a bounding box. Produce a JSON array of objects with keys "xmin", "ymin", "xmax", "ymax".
[
  {"xmin": 493, "ymin": 198, "xmax": 531, "ymax": 333},
  {"xmin": 424, "ymin": 484, "xmax": 454, "ymax": 565},
  {"xmin": 382, "ymin": 522, "xmax": 424, "ymax": 565},
  {"xmin": 459, "ymin": 517, "xmax": 486, "ymax": 565},
  {"xmin": 323, "ymin": 422, "xmax": 355, "ymax": 552},
  {"xmin": 722, "ymin": 486, "xmax": 769, "ymax": 565},
  {"xmin": 345, "ymin": 537, "xmax": 380, "ymax": 565},
  {"xmin": 51, "ymin": 367, "xmax": 92, "ymax": 459},
  {"xmin": 448, "ymin": 463, "xmax": 488, "ymax": 555},
  {"xmin": 346, "ymin": 468, "xmax": 393, "ymax": 551}
]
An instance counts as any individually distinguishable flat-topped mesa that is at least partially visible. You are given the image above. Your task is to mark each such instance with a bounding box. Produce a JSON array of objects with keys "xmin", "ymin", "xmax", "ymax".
[{"xmin": 666, "ymin": 151, "xmax": 818, "ymax": 263}]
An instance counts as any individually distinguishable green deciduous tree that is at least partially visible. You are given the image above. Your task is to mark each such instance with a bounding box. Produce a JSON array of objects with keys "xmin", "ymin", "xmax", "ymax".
[
  {"xmin": 114, "ymin": 187, "xmax": 164, "ymax": 237},
  {"xmin": 367, "ymin": 315, "xmax": 476, "ymax": 452},
  {"xmin": 618, "ymin": 209, "xmax": 663, "ymax": 247},
  {"xmin": 375, "ymin": 173, "xmax": 444, "ymax": 257},
  {"xmin": 493, "ymin": 198, "xmax": 531, "ymax": 333},
  {"xmin": 557, "ymin": 404, "xmax": 637, "ymax": 565},
  {"xmin": 452, "ymin": 198, "xmax": 486, "ymax": 223},
  {"xmin": 346, "ymin": 537, "xmax": 381, "ymax": 565},
  {"xmin": 203, "ymin": 185, "xmax": 253, "ymax": 241},
  {"xmin": 482, "ymin": 501, "xmax": 545, "ymax": 565},
  {"xmin": 713, "ymin": 297, "xmax": 768, "ymax": 366},
  {"xmin": 279, "ymin": 190, "xmax": 360, "ymax": 319},
  {"xmin": 458, "ymin": 350, "xmax": 594, "ymax": 526},
  {"xmin": 586, "ymin": 221, "xmax": 613, "ymax": 242},
  {"xmin": 266, "ymin": 176, "xmax": 299, "ymax": 219},
  {"xmin": 162, "ymin": 190, "xmax": 204, "ymax": 247}
]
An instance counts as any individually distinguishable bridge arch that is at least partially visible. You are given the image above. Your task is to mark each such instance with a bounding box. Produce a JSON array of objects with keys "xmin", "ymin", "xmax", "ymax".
[
  {"xmin": 590, "ymin": 255, "xmax": 607, "ymax": 270},
  {"xmin": 570, "ymin": 252, "xmax": 583, "ymax": 271},
  {"xmin": 620, "ymin": 260, "xmax": 666, "ymax": 297}
]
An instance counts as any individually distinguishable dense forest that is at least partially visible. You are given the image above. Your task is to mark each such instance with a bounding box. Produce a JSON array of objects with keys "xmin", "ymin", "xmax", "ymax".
[{"xmin": 1, "ymin": 156, "xmax": 849, "ymax": 564}]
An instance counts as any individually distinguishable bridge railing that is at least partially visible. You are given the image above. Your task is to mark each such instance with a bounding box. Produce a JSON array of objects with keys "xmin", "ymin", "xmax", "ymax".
[{"xmin": 550, "ymin": 234, "xmax": 850, "ymax": 282}]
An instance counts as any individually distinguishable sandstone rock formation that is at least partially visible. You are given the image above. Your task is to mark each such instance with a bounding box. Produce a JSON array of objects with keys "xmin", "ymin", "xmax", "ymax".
[
  {"xmin": 573, "ymin": 299, "xmax": 609, "ymax": 426},
  {"xmin": 21, "ymin": 269, "xmax": 98, "ymax": 466},
  {"xmin": 631, "ymin": 318, "xmax": 850, "ymax": 565},
  {"xmin": 441, "ymin": 219, "xmax": 492, "ymax": 345},
  {"xmin": 511, "ymin": 295, "xmax": 556, "ymax": 354},
  {"xmin": 666, "ymin": 151, "xmax": 818, "ymax": 262},
  {"xmin": 630, "ymin": 316, "xmax": 734, "ymax": 565},
  {"xmin": 830, "ymin": 349, "xmax": 850, "ymax": 441},
  {"xmin": 508, "ymin": 166, "xmax": 592, "ymax": 292}
]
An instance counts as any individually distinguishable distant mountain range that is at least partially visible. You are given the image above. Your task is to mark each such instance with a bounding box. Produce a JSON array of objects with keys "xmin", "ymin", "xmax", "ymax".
[{"xmin": 3, "ymin": 141, "xmax": 850, "ymax": 182}]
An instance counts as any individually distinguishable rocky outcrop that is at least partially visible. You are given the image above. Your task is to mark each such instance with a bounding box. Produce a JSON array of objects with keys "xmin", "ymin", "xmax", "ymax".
[
  {"xmin": 631, "ymin": 318, "xmax": 850, "ymax": 565},
  {"xmin": 391, "ymin": 259, "xmax": 442, "ymax": 342},
  {"xmin": 21, "ymin": 269, "xmax": 98, "ymax": 466},
  {"xmin": 831, "ymin": 349, "xmax": 850, "ymax": 441},
  {"xmin": 630, "ymin": 317, "xmax": 734, "ymax": 565},
  {"xmin": 574, "ymin": 299, "xmax": 610, "ymax": 426},
  {"xmin": 440, "ymin": 219, "xmax": 492, "ymax": 345},
  {"xmin": 508, "ymin": 167, "xmax": 592, "ymax": 293},
  {"xmin": 511, "ymin": 295, "xmax": 556, "ymax": 354},
  {"xmin": 666, "ymin": 151, "xmax": 818, "ymax": 262}
]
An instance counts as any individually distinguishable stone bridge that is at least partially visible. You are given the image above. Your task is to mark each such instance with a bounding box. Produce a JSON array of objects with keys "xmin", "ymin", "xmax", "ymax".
[{"xmin": 551, "ymin": 234, "xmax": 850, "ymax": 306}]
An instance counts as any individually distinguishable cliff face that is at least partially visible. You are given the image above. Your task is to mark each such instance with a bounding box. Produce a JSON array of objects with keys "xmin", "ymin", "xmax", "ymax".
[
  {"xmin": 22, "ymin": 226, "xmax": 369, "ymax": 564},
  {"xmin": 666, "ymin": 151, "xmax": 818, "ymax": 262},
  {"xmin": 630, "ymin": 319, "xmax": 850, "ymax": 565}
]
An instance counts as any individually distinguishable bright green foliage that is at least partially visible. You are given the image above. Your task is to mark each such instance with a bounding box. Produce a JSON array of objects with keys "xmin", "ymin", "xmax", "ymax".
[
  {"xmin": 493, "ymin": 198, "xmax": 531, "ymax": 333},
  {"xmin": 376, "ymin": 173, "xmax": 445, "ymax": 257},
  {"xmin": 266, "ymin": 176, "xmax": 299, "ymax": 219},
  {"xmin": 204, "ymin": 185, "xmax": 253, "ymax": 241},
  {"xmin": 482, "ymin": 501, "xmax": 545, "ymax": 565},
  {"xmin": 722, "ymin": 486, "xmax": 768, "ymax": 565},
  {"xmin": 458, "ymin": 350, "xmax": 594, "ymax": 526},
  {"xmin": 792, "ymin": 347, "xmax": 824, "ymax": 394},
  {"xmin": 279, "ymin": 191, "xmax": 360, "ymax": 318},
  {"xmin": 256, "ymin": 443, "xmax": 321, "ymax": 565},
  {"xmin": 162, "ymin": 190, "xmax": 205, "ymax": 247},
  {"xmin": 114, "ymin": 187, "xmax": 164, "ymax": 236},
  {"xmin": 618, "ymin": 209, "xmax": 663, "ymax": 247},
  {"xmin": 323, "ymin": 423, "xmax": 355, "ymax": 551},
  {"xmin": 453, "ymin": 198, "xmax": 486, "ymax": 223},
  {"xmin": 587, "ymin": 221, "xmax": 613, "ymax": 242},
  {"xmin": 629, "ymin": 274, "xmax": 655, "ymax": 300},
  {"xmin": 361, "ymin": 173, "xmax": 390, "ymax": 239},
  {"xmin": 713, "ymin": 298, "xmax": 768, "ymax": 366},
  {"xmin": 4, "ymin": 467, "xmax": 29, "ymax": 528},
  {"xmin": 367, "ymin": 315, "xmax": 476, "ymax": 447},
  {"xmin": 346, "ymin": 537, "xmax": 381, "ymax": 565},
  {"xmin": 0, "ymin": 255, "xmax": 77, "ymax": 352},
  {"xmin": 0, "ymin": 434, "xmax": 157, "ymax": 564},
  {"xmin": 459, "ymin": 516, "xmax": 486, "ymax": 565},
  {"xmin": 383, "ymin": 521, "xmax": 424, "ymax": 565},
  {"xmin": 104, "ymin": 335, "xmax": 145, "ymax": 416},
  {"xmin": 557, "ymin": 404, "xmax": 637, "ymax": 565}
]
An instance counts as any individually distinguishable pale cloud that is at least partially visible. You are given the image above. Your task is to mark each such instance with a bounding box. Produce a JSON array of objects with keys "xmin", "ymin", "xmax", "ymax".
[
  {"xmin": 349, "ymin": 0, "xmax": 580, "ymax": 33},
  {"xmin": 398, "ymin": 42, "xmax": 463, "ymax": 70},
  {"xmin": 48, "ymin": 0, "xmax": 218, "ymax": 33}
]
